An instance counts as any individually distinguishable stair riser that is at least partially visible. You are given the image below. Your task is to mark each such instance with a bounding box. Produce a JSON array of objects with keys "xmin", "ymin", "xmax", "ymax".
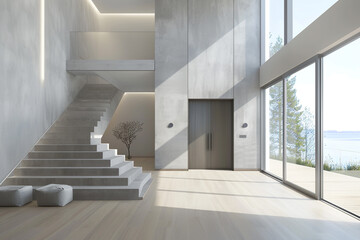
[
  {"xmin": 27, "ymin": 151, "xmax": 116, "ymax": 159},
  {"xmin": 126, "ymin": 168, "xmax": 143, "ymax": 185},
  {"xmin": 70, "ymin": 102, "xmax": 110, "ymax": 108},
  {"xmin": 33, "ymin": 144, "xmax": 109, "ymax": 152},
  {"xmin": 61, "ymin": 111, "xmax": 104, "ymax": 118},
  {"xmin": 14, "ymin": 168, "xmax": 121, "ymax": 176},
  {"xmin": 54, "ymin": 121, "xmax": 98, "ymax": 127},
  {"xmin": 20, "ymin": 157, "xmax": 124, "ymax": 167},
  {"xmin": 44, "ymin": 132, "xmax": 91, "ymax": 139},
  {"xmin": 6, "ymin": 178, "xmax": 129, "ymax": 186},
  {"xmin": 48, "ymin": 127, "xmax": 94, "ymax": 134},
  {"xmin": 38, "ymin": 139, "xmax": 91, "ymax": 144},
  {"xmin": 68, "ymin": 107, "xmax": 107, "ymax": 112},
  {"xmin": 73, "ymin": 189, "xmax": 140, "ymax": 200},
  {"xmin": 59, "ymin": 116, "xmax": 101, "ymax": 121}
]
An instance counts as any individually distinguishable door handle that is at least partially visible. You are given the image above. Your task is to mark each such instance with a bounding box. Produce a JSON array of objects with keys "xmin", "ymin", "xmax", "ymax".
[
  {"xmin": 207, "ymin": 133, "xmax": 210, "ymax": 150},
  {"xmin": 210, "ymin": 133, "xmax": 213, "ymax": 150}
]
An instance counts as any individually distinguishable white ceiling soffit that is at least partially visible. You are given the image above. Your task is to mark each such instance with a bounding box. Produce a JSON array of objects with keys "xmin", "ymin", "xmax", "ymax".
[
  {"xmin": 92, "ymin": 0, "xmax": 155, "ymax": 14},
  {"xmin": 95, "ymin": 71, "xmax": 155, "ymax": 92}
]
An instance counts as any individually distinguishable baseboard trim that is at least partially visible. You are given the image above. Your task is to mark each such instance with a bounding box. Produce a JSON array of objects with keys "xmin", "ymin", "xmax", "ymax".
[
  {"xmin": 234, "ymin": 168, "xmax": 260, "ymax": 171},
  {"xmin": 155, "ymin": 169, "xmax": 189, "ymax": 171}
]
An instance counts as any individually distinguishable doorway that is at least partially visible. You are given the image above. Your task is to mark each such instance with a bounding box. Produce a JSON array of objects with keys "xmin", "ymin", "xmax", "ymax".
[{"xmin": 189, "ymin": 100, "xmax": 233, "ymax": 169}]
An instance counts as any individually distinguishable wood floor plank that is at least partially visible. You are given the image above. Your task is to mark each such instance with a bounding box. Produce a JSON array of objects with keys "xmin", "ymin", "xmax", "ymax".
[{"xmin": 0, "ymin": 165, "xmax": 359, "ymax": 240}]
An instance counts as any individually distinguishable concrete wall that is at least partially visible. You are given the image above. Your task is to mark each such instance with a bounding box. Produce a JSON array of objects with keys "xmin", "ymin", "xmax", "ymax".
[
  {"xmin": 260, "ymin": 0, "xmax": 360, "ymax": 87},
  {"xmin": 188, "ymin": 0, "xmax": 234, "ymax": 99},
  {"xmin": 155, "ymin": 0, "xmax": 189, "ymax": 169},
  {"xmin": 102, "ymin": 93, "xmax": 155, "ymax": 157},
  {"xmin": 155, "ymin": 0, "xmax": 261, "ymax": 169},
  {"xmin": 0, "ymin": 0, "xmax": 99, "ymax": 182},
  {"xmin": 70, "ymin": 32, "xmax": 155, "ymax": 60},
  {"xmin": 99, "ymin": 15, "xmax": 154, "ymax": 32},
  {"xmin": 234, "ymin": 0, "xmax": 261, "ymax": 169}
]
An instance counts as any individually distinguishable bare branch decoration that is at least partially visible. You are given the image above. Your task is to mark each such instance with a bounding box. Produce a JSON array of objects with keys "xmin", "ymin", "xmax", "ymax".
[{"xmin": 112, "ymin": 121, "xmax": 144, "ymax": 159}]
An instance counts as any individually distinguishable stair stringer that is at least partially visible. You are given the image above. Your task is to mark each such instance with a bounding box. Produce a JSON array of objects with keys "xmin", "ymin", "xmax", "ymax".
[{"xmin": 91, "ymin": 90, "xmax": 124, "ymax": 144}]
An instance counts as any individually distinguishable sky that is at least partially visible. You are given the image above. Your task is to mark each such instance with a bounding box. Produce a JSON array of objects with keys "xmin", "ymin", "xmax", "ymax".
[{"xmin": 267, "ymin": 0, "xmax": 338, "ymax": 42}]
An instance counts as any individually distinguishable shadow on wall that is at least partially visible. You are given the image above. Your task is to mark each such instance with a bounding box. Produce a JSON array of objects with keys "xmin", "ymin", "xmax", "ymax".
[
  {"xmin": 155, "ymin": 0, "xmax": 261, "ymax": 169},
  {"xmin": 102, "ymin": 93, "xmax": 155, "ymax": 158}
]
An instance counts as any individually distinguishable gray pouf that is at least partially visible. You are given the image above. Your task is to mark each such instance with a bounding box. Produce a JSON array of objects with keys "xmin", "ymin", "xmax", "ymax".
[
  {"xmin": 36, "ymin": 184, "xmax": 73, "ymax": 207},
  {"xmin": 0, "ymin": 186, "xmax": 33, "ymax": 207}
]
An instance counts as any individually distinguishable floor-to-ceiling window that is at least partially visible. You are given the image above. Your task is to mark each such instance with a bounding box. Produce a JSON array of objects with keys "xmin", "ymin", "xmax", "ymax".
[
  {"xmin": 323, "ymin": 38, "xmax": 360, "ymax": 216},
  {"xmin": 265, "ymin": 81, "xmax": 283, "ymax": 178},
  {"xmin": 264, "ymin": 0, "xmax": 284, "ymax": 60},
  {"xmin": 263, "ymin": 0, "xmax": 338, "ymax": 62},
  {"xmin": 285, "ymin": 64, "xmax": 316, "ymax": 193}
]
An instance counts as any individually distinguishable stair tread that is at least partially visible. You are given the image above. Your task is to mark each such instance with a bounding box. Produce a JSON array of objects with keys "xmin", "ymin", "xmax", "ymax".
[
  {"xmin": 17, "ymin": 162, "xmax": 132, "ymax": 170},
  {"xmin": 23, "ymin": 156, "xmax": 121, "ymax": 161},
  {"xmin": 30, "ymin": 150, "xmax": 113, "ymax": 153},
  {"xmin": 35, "ymin": 144, "xmax": 104, "ymax": 146},
  {"xmin": 9, "ymin": 175, "xmax": 137, "ymax": 179}
]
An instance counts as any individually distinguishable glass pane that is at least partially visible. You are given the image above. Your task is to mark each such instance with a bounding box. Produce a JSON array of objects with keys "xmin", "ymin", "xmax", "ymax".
[
  {"xmin": 265, "ymin": 81, "xmax": 283, "ymax": 178},
  {"xmin": 292, "ymin": 0, "xmax": 338, "ymax": 38},
  {"xmin": 265, "ymin": 0, "xmax": 284, "ymax": 60},
  {"xmin": 285, "ymin": 64, "xmax": 316, "ymax": 193},
  {"xmin": 323, "ymin": 38, "xmax": 360, "ymax": 216}
]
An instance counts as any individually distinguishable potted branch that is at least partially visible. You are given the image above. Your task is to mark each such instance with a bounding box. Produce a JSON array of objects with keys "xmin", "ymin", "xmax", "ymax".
[{"xmin": 112, "ymin": 121, "xmax": 144, "ymax": 159}]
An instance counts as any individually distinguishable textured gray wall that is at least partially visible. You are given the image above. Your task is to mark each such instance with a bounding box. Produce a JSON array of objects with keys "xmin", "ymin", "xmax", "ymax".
[
  {"xmin": 188, "ymin": 0, "xmax": 234, "ymax": 99},
  {"xmin": 155, "ymin": 0, "xmax": 188, "ymax": 169},
  {"xmin": 102, "ymin": 93, "xmax": 155, "ymax": 157},
  {"xmin": 155, "ymin": 0, "xmax": 260, "ymax": 169},
  {"xmin": 0, "ymin": 0, "xmax": 99, "ymax": 182},
  {"xmin": 234, "ymin": 0, "xmax": 261, "ymax": 169}
]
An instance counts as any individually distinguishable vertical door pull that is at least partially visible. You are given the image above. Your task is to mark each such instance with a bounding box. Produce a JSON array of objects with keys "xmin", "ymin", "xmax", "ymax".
[
  {"xmin": 210, "ymin": 133, "xmax": 213, "ymax": 150},
  {"xmin": 207, "ymin": 133, "xmax": 210, "ymax": 150}
]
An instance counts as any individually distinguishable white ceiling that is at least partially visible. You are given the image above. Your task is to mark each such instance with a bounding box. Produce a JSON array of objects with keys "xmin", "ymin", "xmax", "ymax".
[{"xmin": 92, "ymin": 0, "xmax": 155, "ymax": 14}]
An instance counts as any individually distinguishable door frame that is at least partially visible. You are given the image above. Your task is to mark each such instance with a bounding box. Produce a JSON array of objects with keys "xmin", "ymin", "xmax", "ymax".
[{"xmin": 188, "ymin": 99, "xmax": 234, "ymax": 170}]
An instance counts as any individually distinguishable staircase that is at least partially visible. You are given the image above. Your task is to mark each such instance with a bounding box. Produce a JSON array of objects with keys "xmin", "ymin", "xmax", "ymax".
[{"xmin": 3, "ymin": 84, "xmax": 152, "ymax": 200}]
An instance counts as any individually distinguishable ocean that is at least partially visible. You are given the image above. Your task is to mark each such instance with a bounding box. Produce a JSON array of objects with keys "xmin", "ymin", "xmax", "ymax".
[{"xmin": 324, "ymin": 131, "xmax": 360, "ymax": 167}]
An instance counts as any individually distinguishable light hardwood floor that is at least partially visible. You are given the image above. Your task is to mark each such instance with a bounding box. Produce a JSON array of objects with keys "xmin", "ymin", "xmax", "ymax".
[{"xmin": 0, "ymin": 159, "xmax": 359, "ymax": 240}]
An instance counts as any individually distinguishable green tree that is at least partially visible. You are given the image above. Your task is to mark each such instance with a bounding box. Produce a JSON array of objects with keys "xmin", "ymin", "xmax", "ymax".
[
  {"xmin": 302, "ymin": 107, "xmax": 315, "ymax": 162},
  {"xmin": 286, "ymin": 77, "xmax": 305, "ymax": 162},
  {"xmin": 268, "ymin": 35, "xmax": 305, "ymax": 162},
  {"xmin": 269, "ymin": 81, "xmax": 283, "ymax": 160},
  {"xmin": 269, "ymin": 33, "xmax": 283, "ymax": 58}
]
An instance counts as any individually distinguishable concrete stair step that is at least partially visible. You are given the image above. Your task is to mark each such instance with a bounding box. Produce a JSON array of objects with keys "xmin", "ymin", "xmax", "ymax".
[
  {"xmin": 20, "ymin": 156, "xmax": 124, "ymax": 167},
  {"xmin": 54, "ymin": 119, "xmax": 99, "ymax": 127},
  {"xmin": 14, "ymin": 161, "xmax": 134, "ymax": 176},
  {"xmin": 67, "ymin": 106, "xmax": 107, "ymax": 112},
  {"xmin": 81, "ymin": 84, "xmax": 116, "ymax": 90},
  {"xmin": 5, "ymin": 167, "xmax": 142, "ymax": 186},
  {"xmin": 27, "ymin": 150, "xmax": 117, "ymax": 159},
  {"xmin": 75, "ymin": 98, "xmax": 111, "ymax": 102},
  {"xmin": 72, "ymin": 172, "xmax": 152, "ymax": 200},
  {"xmin": 59, "ymin": 115, "xmax": 101, "ymax": 121},
  {"xmin": 70, "ymin": 102, "xmax": 110, "ymax": 108},
  {"xmin": 62, "ymin": 110, "xmax": 105, "ymax": 117},
  {"xmin": 34, "ymin": 144, "xmax": 109, "ymax": 152},
  {"xmin": 44, "ymin": 132, "xmax": 91, "ymax": 139},
  {"xmin": 38, "ymin": 138, "xmax": 91, "ymax": 144},
  {"xmin": 77, "ymin": 96, "xmax": 114, "ymax": 101},
  {"xmin": 48, "ymin": 127, "xmax": 94, "ymax": 134}
]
